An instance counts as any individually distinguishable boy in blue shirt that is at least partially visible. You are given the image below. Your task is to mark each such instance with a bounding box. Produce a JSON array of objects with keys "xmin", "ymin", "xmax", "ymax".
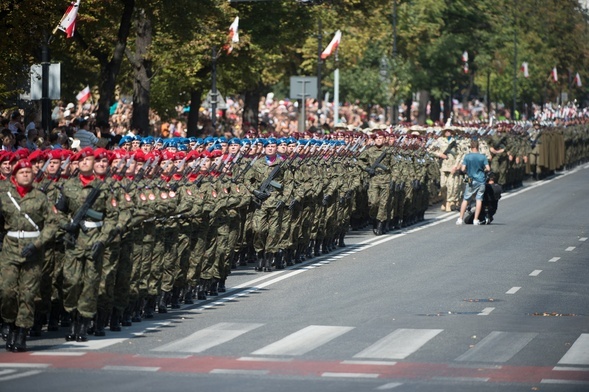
[{"xmin": 456, "ymin": 140, "xmax": 490, "ymax": 225}]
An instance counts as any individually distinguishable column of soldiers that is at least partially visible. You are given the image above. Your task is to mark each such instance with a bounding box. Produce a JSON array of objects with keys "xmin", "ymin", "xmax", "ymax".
[{"xmin": 1, "ymin": 120, "xmax": 589, "ymax": 352}]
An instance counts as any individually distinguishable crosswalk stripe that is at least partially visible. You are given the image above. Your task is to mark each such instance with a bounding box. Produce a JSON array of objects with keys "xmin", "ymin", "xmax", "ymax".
[
  {"xmin": 455, "ymin": 331, "xmax": 537, "ymax": 363},
  {"xmin": 152, "ymin": 322, "xmax": 263, "ymax": 353},
  {"xmin": 353, "ymin": 329, "xmax": 443, "ymax": 360},
  {"xmin": 0, "ymin": 370, "xmax": 43, "ymax": 382},
  {"xmin": 252, "ymin": 325, "xmax": 354, "ymax": 356},
  {"xmin": 557, "ymin": 333, "xmax": 589, "ymax": 365}
]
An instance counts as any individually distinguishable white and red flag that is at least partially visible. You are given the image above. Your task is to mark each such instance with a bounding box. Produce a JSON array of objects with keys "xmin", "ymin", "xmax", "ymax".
[
  {"xmin": 227, "ymin": 16, "xmax": 239, "ymax": 54},
  {"xmin": 574, "ymin": 72, "xmax": 582, "ymax": 87},
  {"xmin": 76, "ymin": 86, "xmax": 91, "ymax": 103},
  {"xmin": 520, "ymin": 62, "xmax": 529, "ymax": 78},
  {"xmin": 321, "ymin": 30, "xmax": 342, "ymax": 60},
  {"xmin": 461, "ymin": 51, "xmax": 468, "ymax": 63},
  {"xmin": 56, "ymin": 0, "xmax": 81, "ymax": 38},
  {"xmin": 551, "ymin": 67, "xmax": 558, "ymax": 82}
]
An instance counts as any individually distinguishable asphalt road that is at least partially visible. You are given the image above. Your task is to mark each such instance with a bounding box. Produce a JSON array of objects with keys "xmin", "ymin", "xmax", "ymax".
[{"xmin": 2, "ymin": 164, "xmax": 589, "ymax": 392}]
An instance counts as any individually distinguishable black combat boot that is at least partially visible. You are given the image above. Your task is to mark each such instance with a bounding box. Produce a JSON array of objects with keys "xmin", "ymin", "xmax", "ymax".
[
  {"xmin": 13, "ymin": 327, "xmax": 29, "ymax": 352},
  {"xmin": 375, "ymin": 221, "xmax": 383, "ymax": 235},
  {"xmin": 77, "ymin": 317, "xmax": 90, "ymax": 342},
  {"xmin": 60, "ymin": 309, "xmax": 71, "ymax": 328},
  {"xmin": 144, "ymin": 296, "xmax": 156, "ymax": 318},
  {"xmin": 306, "ymin": 241, "xmax": 314, "ymax": 259},
  {"xmin": 274, "ymin": 251, "xmax": 284, "ymax": 269},
  {"xmin": 121, "ymin": 306, "xmax": 133, "ymax": 326},
  {"xmin": 338, "ymin": 233, "xmax": 346, "ymax": 247},
  {"xmin": 255, "ymin": 251, "xmax": 264, "ymax": 271},
  {"xmin": 263, "ymin": 253, "xmax": 273, "ymax": 272},
  {"xmin": 238, "ymin": 249, "xmax": 248, "ymax": 267},
  {"xmin": 47, "ymin": 301, "xmax": 61, "ymax": 332},
  {"xmin": 5, "ymin": 324, "xmax": 15, "ymax": 351},
  {"xmin": 208, "ymin": 279, "xmax": 219, "ymax": 296},
  {"xmin": 313, "ymin": 240, "xmax": 321, "ymax": 257},
  {"xmin": 132, "ymin": 299, "xmax": 143, "ymax": 322},
  {"xmin": 183, "ymin": 286, "xmax": 194, "ymax": 305},
  {"xmin": 1, "ymin": 322, "xmax": 11, "ymax": 340},
  {"xmin": 65, "ymin": 312, "xmax": 78, "ymax": 341},
  {"xmin": 284, "ymin": 249, "xmax": 294, "ymax": 267},
  {"xmin": 170, "ymin": 287, "xmax": 181, "ymax": 309},
  {"xmin": 29, "ymin": 312, "xmax": 45, "ymax": 337},
  {"xmin": 321, "ymin": 238, "xmax": 329, "ymax": 254},
  {"xmin": 110, "ymin": 308, "xmax": 122, "ymax": 331},
  {"xmin": 218, "ymin": 279, "xmax": 226, "ymax": 293},
  {"xmin": 94, "ymin": 309, "xmax": 106, "ymax": 337},
  {"xmin": 158, "ymin": 292, "xmax": 170, "ymax": 313},
  {"xmin": 196, "ymin": 281, "xmax": 207, "ymax": 301}
]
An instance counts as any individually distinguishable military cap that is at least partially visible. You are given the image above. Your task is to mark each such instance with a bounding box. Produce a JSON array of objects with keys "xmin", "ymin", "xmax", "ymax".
[
  {"xmin": 229, "ymin": 137, "xmax": 241, "ymax": 145},
  {"xmin": 28, "ymin": 150, "xmax": 46, "ymax": 163},
  {"xmin": 263, "ymin": 138, "xmax": 278, "ymax": 146},
  {"xmin": 133, "ymin": 150, "xmax": 146, "ymax": 163},
  {"xmin": 78, "ymin": 147, "xmax": 95, "ymax": 159},
  {"xmin": 12, "ymin": 159, "xmax": 32, "ymax": 176},
  {"xmin": 93, "ymin": 148, "xmax": 109, "ymax": 160},
  {"xmin": 14, "ymin": 149, "xmax": 30, "ymax": 160}
]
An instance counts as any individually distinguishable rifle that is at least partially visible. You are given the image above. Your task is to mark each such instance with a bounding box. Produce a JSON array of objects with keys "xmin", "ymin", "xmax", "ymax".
[
  {"xmin": 124, "ymin": 157, "xmax": 152, "ymax": 193},
  {"xmin": 441, "ymin": 140, "xmax": 457, "ymax": 157},
  {"xmin": 34, "ymin": 159, "xmax": 51, "ymax": 183},
  {"xmin": 63, "ymin": 158, "xmax": 126, "ymax": 244},
  {"xmin": 366, "ymin": 147, "xmax": 389, "ymax": 174}
]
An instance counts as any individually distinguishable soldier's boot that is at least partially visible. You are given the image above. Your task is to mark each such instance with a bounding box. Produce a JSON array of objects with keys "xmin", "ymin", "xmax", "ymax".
[
  {"xmin": 274, "ymin": 251, "xmax": 284, "ymax": 270},
  {"xmin": 65, "ymin": 312, "xmax": 79, "ymax": 341},
  {"xmin": 144, "ymin": 296, "xmax": 156, "ymax": 318},
  {"xmin": 321, "ymin": 238, "xmax": 329, "ymax": 254},
  {"xmin": 306, "ymin": 241, "xmax": 314, "ymax": 259},
  {"xmin": 13, "ymin": 327, "xmax": 28, "ymax": 352},
  {"xmin": 94, "ymin": 309, "xmax": 106, "ymax": 337},
  {"xmin": 170, "ymin": 287, "xmax": 181, "ymax": 309},
  {"xmin": 208, "ymin": 279, "xmax": 219, "ymax": 296},
  {"xmin": 372, "ymin": 219, "xmax": 379, "ymax": 235},
  {"xmin": 238, "ymin": 249, "xmax": 248, "ymax": 267},
  {"xmin": 247, "ymin": 246, "xmax": 257, "ymax": 264},
  {"xmin": 285, "ymin": 249, "xmax": 294, "ymax": 267},
  {"xmin": 60, "ymin": 309, "xmax": 71, "ymax": 328},
  {"xmin": 218, "ymin": 279, "xmax": 226, "ymax": 293},
  {"xmin": 392, "ymin": 217, "xmax": 400, "ymax": 230},
  {"xmin": 294, "ymin": 246, "xmax": 302, "ymax": 264},
  {"xmin": 110, "ymin": 308, "xmax": 122, "ymax": 331},
  {"xmin": 313, "ymin": 240, "xmax": 321, "ymax": 257},
  {"xmin": 375, "ymin": 221, "xmax": 384, "ymax": 235},
  {"xmin": 196, "ymin": 281, "xmax": 207, "ymax": 301},
  {"xmin": 132, "ymin": 299, "xmax": 143, "ymax": 322},
  {"xmin": 183, "ymin": 286, "xmax": 194, "ymax": 305},
  {"xmin": 158, "ymin": 292, "xmax": 170, "ymax": 313},
  {"xmin": 29, "ymin": 312, "xmax": 45, "ymax": 337},
  {"xmin": 1, "ymin": 322, "xmax": 11, "ymax": 340},
  {"xmin": 76, "ymin": 317, "xmax": 90, "ymax": 342},
  {"xmin": 263, "ymin": 253, "xmax": 273, "ymax": 272},
  {"xmin": 121, "ymin": 306, "xmax": 133, "ymax": 326},
  {"xmin": 255, "ymin": 251, "xmax": 265, "ymax": 271},
  {"xmin": 338, "ymin": 233, "xmax": 346, "ymax": 248},
  {"xmin": 47, "ymin": 301, "xmax": 61, "ymax": 332},
  {"xmin": 4, "ymin": 324, "xmax": 15, "ymax": 351}
]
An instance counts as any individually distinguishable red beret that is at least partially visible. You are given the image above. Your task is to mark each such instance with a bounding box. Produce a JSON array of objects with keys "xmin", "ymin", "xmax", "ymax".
[
  {"xmin": 161, "ymin": 151, "xmax": 175, "ymax": 161},
  {"xmin": 174, "ymin": 151, "xmax": 187, "ymax": 161},
  {"xmin": 14, "ymin": 149, "xmax": 30, "ymax": 160},
  {"xmin": 0, "ymin": 152, "xmax": 15, "ymax": 163},
  {"xmin": 78, "ymin": 147, "xmax": 95, "ymax": 159},
  {"xmin": 46, "ymin": 150, "xmax": 62, "ymax": 161},
  {"xmin": 133, "ymin": 150, "xmax": 146, "ymax": 163},
  {"xmin": 28, "ymin": 150, "xmax": 46, "ymax": 163},
  {"xmin": 209, "ymin": 150, "xmax": 222, "ymax": 158},
  {"xmin": 93, "ymin": 148, "xmax": 109, "ymax": 160},
  {"xmin": 186, "ymin": 150, "xmax": 200, "ymax": 161},
  {"xmin": 111, "ymin": 149, "xmax": 128, "ymax": 160},
  {"xmin": 12, "ymin": 159, "xmax": 32, "ymax": 176}
]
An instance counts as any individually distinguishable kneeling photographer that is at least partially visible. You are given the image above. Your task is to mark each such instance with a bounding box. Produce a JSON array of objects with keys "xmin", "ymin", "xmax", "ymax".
[{"xmin": 456, "ymin": 140, "xmax": 491, "ymax": 225}]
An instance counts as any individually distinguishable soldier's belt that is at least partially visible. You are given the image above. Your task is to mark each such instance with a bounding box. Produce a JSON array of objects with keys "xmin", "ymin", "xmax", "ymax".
[
  {"xmin": 7, "ymin": 230, "xmax": 41, "ymax": 239},
  {"xmin": 144, "ymin": 217, "xmax": 156, "ymax": 223}
]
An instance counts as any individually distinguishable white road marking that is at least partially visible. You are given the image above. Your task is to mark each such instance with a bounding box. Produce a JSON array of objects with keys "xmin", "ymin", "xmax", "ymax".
[
  {"xmin": 152, "ymin": 322, "xmax": 263, "ymax": 353},
  {"xmin": 354, "ymin": 329, "xmax": 443, "ymax": 360},
  {"xmin": 0, "ymin": 363, "xmax": 50, "ymax": 368},
  {"xmin": 557, "ymin": 334, "xmax": 589, "ymax": 365},
  {"xmin": 541, "ymin": 379, "xmax": 589, "ymax": 385},
  {"xmin": 252, "ymin": 325, "xmax": 354, "ymax": 356},
  {"xmin": 341, "ymin": 360, "xmax": 397, "ymax": 366},
  {"xmin": 30, "ymin": 351, "xmax": 87, "ymax": 356},
  {"xmin": 455, "ymin": 331, "xmax": 537, "ymax": 363},
  {"xmin": 102, "ymin": 366, "xmax": 160, "ymax": 372},
  {"xmin": 321, "ymin": 372, "xmax": 380, "ymax": 378},
  {"xmin": 478, "ymin": 307, "xmax": 495, "ymax": 316},
  {"xmin": 59, "ymin": 338, "xmax": 128, "ymax": 350},
  {"xmin": 529, "ymin": 270, "xmax": 542, "ymax": 276},
  {"xmin": 549, "ymin": 257, "xmax": 561, "ymax": 262},
  {"xmin": 506, "ymin": 287, "xmax": 521, "ymax": 294},
  {"xmin": 210, "ymin": 369, "xmax": 269, "ymax": 375},
  {"xmin": 0, "ymin": 370, "xmax": 15, "ymax": 376},
  {"xmin": 0, "ymin": 370, "xmax": 43, "ymax": 381},
  {"xmin": 376, "ymin": 382, "xmax": 404, "ymax": 390},
  {"xmin": 553, "ymin": 366, "xmax": 589, "ymax": 371},
  {"xmin": 432, "ymin": 377, "xmax": 489, "ymax": 382},
  {"xmin": 565, "ymin": 246, "xmax": 576, "ymax": 251},
  {"xmin": 579, "ymin": 237, "xmax": 587, "ymax": 242},
  {"xmin": 237, "ymin": 357, "xmax": 293, "ymax": 362}
]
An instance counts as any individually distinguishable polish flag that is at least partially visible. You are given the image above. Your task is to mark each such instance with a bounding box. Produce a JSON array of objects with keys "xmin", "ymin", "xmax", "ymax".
[
  {"xmin": 227, "ymin": 16, "xmax": 239, "ymax": 54},
  {"xmin": 574, "ymin": 72, "xmax": 582, "ymax": 87},
  {"xmin": 76, "ymin": 86, "xmax": 91, "ymax": 103},
  {"xmin": 520, "ymin": 62, "xmax": 529, "ymax": 78},
  {"xmin": 321, "ymin": 30, "xmax": 342, "ymax": 60},
  {"xmin": 551, "ymin": 67, "xmax": 558, "ymax": 82},
  {"xmin": 56, "ymin": 0, "xmax": 81, "ymax": 38},
  {"xmin": 461, "ymin": 51, "xmax": 468, "ymax": 63},
  {"xmin": 463, "ymin": 62, "xmax": 469, "ymax": 74}
]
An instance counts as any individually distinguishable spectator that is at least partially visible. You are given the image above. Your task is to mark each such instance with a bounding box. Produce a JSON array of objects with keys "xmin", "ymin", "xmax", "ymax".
[
  {"xmin": 456, "ymin": 139, "xmax": 491, "ymax": 226},
  {"xmin": 15, "ymin": 133, "xmax": 28, "ymax": 150},
  {"xmin": 1, "ymin": 129, "xmax": 15, "ymax": 151},
  {"xmin": 8, "ymin": 111, "xmax": 24, "ymax": 134},
  {"xmin": 25, "ymin": 128, "xmax": 39, "ymax": 151},
  {"xmin": 74, "ymin": 119, "xmax": 99, "ymax": 148}
]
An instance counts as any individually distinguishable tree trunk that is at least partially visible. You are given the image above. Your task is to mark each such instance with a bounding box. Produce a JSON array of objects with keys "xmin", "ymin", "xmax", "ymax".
[
  {"xmin": 187, "ymin": 89, "xmax": 203, "ymax": 137},
  {"xmin": 243, "ymin": 88, "xmax": 261, "ymax": 132},
  {"xmin": 417, "ymin": 90, "xmax": 429, "ymax": 125},
  {"xmin": 96, "ymin": 0, "xmax": 135, "ymax": 124},
  {"xmin": 404, "ymin": 96, "xmax": 412, "ymax": 123},
  {"xmin": 130, "ymin": 8, "xmax": 153, "ymax": 136},
  {"xmin": 430, "ymin": 97, "xmax": 441, "ymax": 125}
]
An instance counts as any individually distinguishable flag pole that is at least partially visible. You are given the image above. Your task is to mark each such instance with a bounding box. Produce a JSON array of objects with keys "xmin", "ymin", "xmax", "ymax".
[{"xmin": 334, "ymin": 47, "xmax": 339, "ymax": 125}]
